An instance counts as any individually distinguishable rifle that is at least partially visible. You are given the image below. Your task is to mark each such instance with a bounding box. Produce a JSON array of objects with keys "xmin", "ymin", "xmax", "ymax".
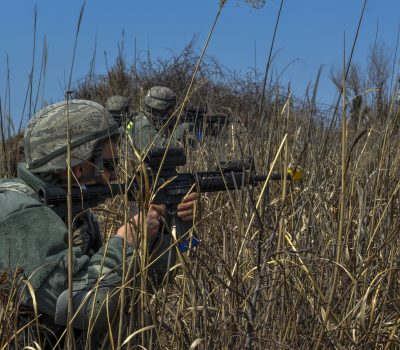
[
  {"xmin": 17, "ymin": 148, "xmax": 303, "ymax": 251},
  {"xmin": 182, "ymin": 106, "xmax": 232, "ymax": 138},
  {"xmin": 17, "ymin": 162, "xmax": 136, "ymax": 219},
  {"xmin": 139, "ymin": 147, "xmax": 302, "ymax": 251}
]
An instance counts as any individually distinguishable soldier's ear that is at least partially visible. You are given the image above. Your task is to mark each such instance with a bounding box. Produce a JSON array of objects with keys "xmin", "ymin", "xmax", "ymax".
[
  {"xmin": 57, "ymin": 164, "xmax": 88, "ymax": 185},
  {"xmin": 73, "ymin": 165, "xmax": 84, "ymax": 180}
]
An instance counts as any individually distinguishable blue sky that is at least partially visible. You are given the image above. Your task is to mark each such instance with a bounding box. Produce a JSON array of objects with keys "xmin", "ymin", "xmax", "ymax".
[{"xmin": 1, "ymin": 0, "xmax": 399, "ymax": 129}]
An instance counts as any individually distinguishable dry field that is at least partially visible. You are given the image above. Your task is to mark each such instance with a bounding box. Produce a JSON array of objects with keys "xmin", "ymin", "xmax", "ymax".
[{"xmin": 1, "ymin": 16, "xmax": 400, "ymax": 349}]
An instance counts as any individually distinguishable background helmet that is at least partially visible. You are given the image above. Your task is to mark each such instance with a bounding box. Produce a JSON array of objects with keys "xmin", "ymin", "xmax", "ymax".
[
  {"xmin": 24, "ymin": 99, "xmax": 120, "ymax": 173},
  {"xmin": 106, "ymin": 95, "xmax": 129, "ymax": 113},
  {"xmin": 106, "ymin": 95, "xmax": 130, "ymax": 126},
  {"xmin": 144, "ymin": 86, "xmax": 176, "ymax": 113}
]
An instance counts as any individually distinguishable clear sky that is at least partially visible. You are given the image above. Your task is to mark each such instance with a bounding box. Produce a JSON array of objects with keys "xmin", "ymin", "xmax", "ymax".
[{"xmin": 1, "ymin": 0, "xmax": 399, "ymax": 129}]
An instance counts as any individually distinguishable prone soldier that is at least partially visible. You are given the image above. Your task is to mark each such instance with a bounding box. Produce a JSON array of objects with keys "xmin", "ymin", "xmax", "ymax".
[{"xmin": 0, "ymin": 99, "xmax": 197, "ymax": 346}]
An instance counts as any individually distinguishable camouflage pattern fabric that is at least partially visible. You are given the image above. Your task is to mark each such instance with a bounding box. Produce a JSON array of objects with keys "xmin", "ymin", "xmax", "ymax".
[
  {"xmin": 175, "ymin": 122, "xmax": 192, "ymax": 141},
  {"xmin": 144, "ymin": 86, "xmax": 176, "ymax": 112},
  {"xmin": 127, "ymin": 112, "xmax": 165, "ymax": 151},
  {"xmin": 106, "ymin": 95, "xmax": 129, "ymax": 112},
  {"xmin": 0, "ymin": 175, "xmax": 127, "ymax": 333},
  {"xmin": 24, "ymin": 100, "xmax": 120, "ymax": 173},
  {"xmin": 126, "ymin": 112, "xmax": 188, "ymax": 152},
  {"xmin": 0, "ymin": 178, "xmax": 38, "ymax": 199},
  {"xmin": 0, "ymin": 182, "xmax": 70, "ymax": 290}
]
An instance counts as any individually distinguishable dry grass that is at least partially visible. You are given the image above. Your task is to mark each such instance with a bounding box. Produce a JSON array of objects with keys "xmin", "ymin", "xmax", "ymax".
[{"xmin": 1, "ymin": 18, "xmax": 400, "ymax": 350}]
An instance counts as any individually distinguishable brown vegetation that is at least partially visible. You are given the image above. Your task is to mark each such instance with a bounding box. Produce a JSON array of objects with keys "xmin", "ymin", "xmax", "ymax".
[{"xmin": 1, "ymin": 40, "xmax": 400, "ymax": 349}]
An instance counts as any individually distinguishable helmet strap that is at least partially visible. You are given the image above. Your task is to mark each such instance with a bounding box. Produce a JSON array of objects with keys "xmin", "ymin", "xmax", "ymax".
[
  {"xmin": 94, "ymin": 154, "xmax": 104, "ymax": 184},
  {"xmin": 91, "ymin": 143, "xmax": 105, "ymax": 184}
]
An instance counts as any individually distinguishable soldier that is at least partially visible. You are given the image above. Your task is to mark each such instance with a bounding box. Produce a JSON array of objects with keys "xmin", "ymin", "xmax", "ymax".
[
  {"xmin": 0, "ymin": 99, "xmax": 197, "ymax": 346},
  {"xmin": 106, "ymin": 95, "xmax": 130, "ymax": 127},
  {"xmin": 127, "ymin": 86, "xmax": 192, "ymax": 152}
]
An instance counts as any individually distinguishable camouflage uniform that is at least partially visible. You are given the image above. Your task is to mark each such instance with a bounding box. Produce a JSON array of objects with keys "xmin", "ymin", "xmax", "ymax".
[
  {"xmin": 106, "ymin": 95, "xmax": 129, "ymax": 113},
  {"xmin": 0, "ymin": 100, "xmax": 172, "ymax": 346},
  {"xmin": 126, "ymin": 86, "xmax": 189, "ymax": 152},
  {"xmin": 106, "ymin": 95, "xmax": 130, "ymax": 127}
]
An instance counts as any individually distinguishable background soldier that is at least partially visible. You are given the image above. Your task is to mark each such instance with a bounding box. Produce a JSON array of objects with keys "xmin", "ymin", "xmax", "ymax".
[
  {"xmin": 127, "ymin": 86, "xmax": 191, "ymax": 152},
  {"xmin": 106, "ymin": 95, "xmax": 130, "ymax": 127}
]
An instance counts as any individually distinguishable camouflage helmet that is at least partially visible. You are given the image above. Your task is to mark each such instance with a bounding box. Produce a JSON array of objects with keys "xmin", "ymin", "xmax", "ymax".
[
  {"xmin": 106, "ymin": 95, "xmax": 129, "ymax": 113},
  {"xmin": 24, "ymin": 99, "xmax": 120, "ymax": 173},
  {"xmin": 144, "ymin": 86, "xmax": 176, "ymax": 112}
]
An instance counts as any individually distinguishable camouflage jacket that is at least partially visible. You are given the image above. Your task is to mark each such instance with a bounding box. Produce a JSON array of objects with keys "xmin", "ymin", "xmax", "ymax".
[
  {"xmin": 126, "ymin": 110, "xmax": 190, "ymax": 152},
  {"xmin": 0, "ymin": 175, "xmax": 174, "ymax": 331},
  {"xmin": 0, "ymin": 178, "xmax": 120, "ymax": 306}
]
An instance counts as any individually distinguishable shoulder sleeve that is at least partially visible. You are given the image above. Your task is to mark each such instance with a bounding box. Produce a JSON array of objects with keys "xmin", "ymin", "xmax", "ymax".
[
  {"xmin": 128, "ymin": 114, "xmax": 166, "ymax": 151},
  {"xmin": 0, "ymin": 191, "xmax": 68, "ymax": 289}
]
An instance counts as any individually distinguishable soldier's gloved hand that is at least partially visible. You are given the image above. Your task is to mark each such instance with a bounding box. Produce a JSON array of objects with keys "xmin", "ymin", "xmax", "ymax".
[
  {"xmin": 146, "ymin": 204, "xmax": 165, "ymax": 237},
  {"xmin": 116, "ymin": 204, "xmax": 165, "ymax": 245},
  {"xmin": 177, "ymin": 192, "xmax": 198, "ymax": 222}
]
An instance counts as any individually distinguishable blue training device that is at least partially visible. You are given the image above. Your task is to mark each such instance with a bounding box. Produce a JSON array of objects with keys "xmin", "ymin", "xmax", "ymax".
[{"xmin": 178, "ymin": 236, "xmax": 200, "ymax": 252}]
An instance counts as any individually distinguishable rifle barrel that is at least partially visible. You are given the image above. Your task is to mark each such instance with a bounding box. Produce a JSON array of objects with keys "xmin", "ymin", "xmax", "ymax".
[{"xmin": 254, "ymin": 172, "xmax": 293, "ymax": 182}]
